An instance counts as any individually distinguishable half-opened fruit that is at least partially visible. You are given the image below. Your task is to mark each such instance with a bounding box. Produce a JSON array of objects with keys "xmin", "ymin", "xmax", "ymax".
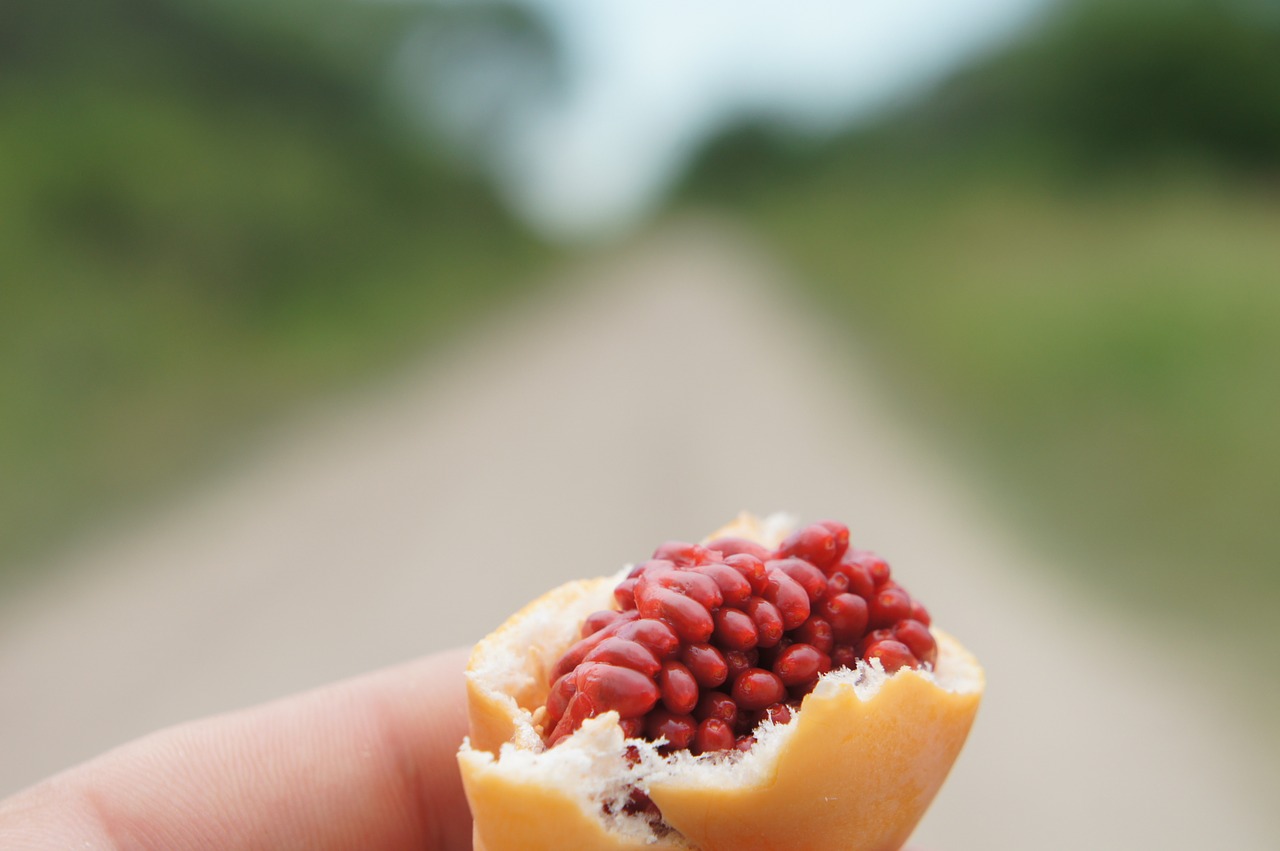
[{"xmin": 459, "ymin": 513, "xmax": 983, "ymax": 851}]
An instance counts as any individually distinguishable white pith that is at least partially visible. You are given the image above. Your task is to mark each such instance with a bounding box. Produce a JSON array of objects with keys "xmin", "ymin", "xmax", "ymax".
[{"xmin": 461, "ymin": 514, "xmax": 983, "ymax": 845}]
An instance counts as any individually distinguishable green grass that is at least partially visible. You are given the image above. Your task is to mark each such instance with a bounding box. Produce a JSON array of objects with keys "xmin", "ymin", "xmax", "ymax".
[
  {"xmin": 675, "ymin": 1, "xmax": 1280, "ymax": 671},
  {"xmin": 0, "ymin": 0, "xmax": 552, "ymax": 576},
  {"xmin": 683, "ymin": 164, "xmax": 1280, "ymax": 646}
]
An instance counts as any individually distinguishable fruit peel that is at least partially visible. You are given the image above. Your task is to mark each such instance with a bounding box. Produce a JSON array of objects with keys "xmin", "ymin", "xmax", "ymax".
[
  {"xmin": 645, "ymin": 631, "xmax": 982, "ymax": 851},
  {"xmin": 459, "ymin": 517, "xmax": 984, "ymax": 851}
]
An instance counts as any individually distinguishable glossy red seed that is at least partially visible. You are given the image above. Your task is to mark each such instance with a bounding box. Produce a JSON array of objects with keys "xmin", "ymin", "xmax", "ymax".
[
  {"xmin": 646, "ymin": 709, "xmax": 697, "ymax": 751},
  {"xmin": 772, "ymin": 643, "xmax": 832, "ymax": 687},
  {"xmin": 545, "ymin": 672, "xmax": 577, "ymax": 728},
  {"xmin": 820, "ymin": 592, "xmax": 870, "ymax": 643},
  {"xmin": 857, "ymin": 628, "xmax": 896, "ymax": 656},
  {"xmin": 547, "ymin": 690, "xmax": 597, "ymax": 746},
  {"xmin": 714, "ymin": 607, "xmax": 759, "ymax": 651},
  {"xmin": 631, "ymin": 559, "xmax": 673, "ymax": 578},
  {"xmin": 723, "ymin": 553, "xmax": 769, "ymax": 595},
  {"xmin": 743, "ymin": 597, "xmax": 785, "ymax": 648},
  {"xmin": 894, "ymin": 619, "xmax": 938, "ymax": 667},
  {"xmin": 830, "ymin": 558, "xmax": 876, "ymax": 599},
  {"xmin": 817, "ymin": 520, "xmax": 851, "ymax": 561},
  {"xmin": 652, "ymin": 541, "xmax": 713, "ymax": 566},
  {"xmin": 723, "ymin": 649, "xmax": 758, "ymax": 681},
  {"xmin": 761, "ymin": 702, "xmax": 793, "ymax": 725},
  {"xmin": 793, "ymin": 616, "xmax": 835, "ymax": 655},
  {"xmin": 827, "ymin": 573, "xmax": 850, "ymax": 595},
  {"xmin": 694, "ymin": 691, "xmax": 739, "ymax": 726},
  {"xmin": 622, "ymin": 788, "xmax": 660, "ymax": 818},
  {"xmin": 731, "ymin": 668, "xmax": 787, "ymax": 711},
  {"xmin": 551, "ymin": 618, "xmax": 630, "ymax": 680},
  {"xmin": 636, "ymin": 585, "xmax": 715, "ymax": 643},
  {"xmin": 614, "ymin": 618, "xmax": 680, "ymax": 659},
  {"xmin": 693, "ymin": 718, "xmax": 735, "ymax": 754},
  {"xmin": 582, "ymin": 610, "xmax": 625, "ymax": 638},
  {"xmin": 691, "ymin": 563, "xmax": 753, "ymax": 607},
  {"xmin": 582, "ymin": 637, "xmax": 662, "ymax": 677},
  {"xmin": 681, "ymin": 643, "xmax": 729, "ymax": 688},
  {"xmin": 910, "ymin": 599, "xmax": 932, "ymax": 627},
  {"xmin": 863, "ymin": 639, "xmax": 917, "ymax": 673},
  {"xmin": 763, "ymin": 570, "xmax": 811, "ymax": 630},
  {"xmin": 831, "ymin": 645, "xmax": 859, "ymax": 671},
  {"xmin": 850, "ymin": 550, "xmax": 892, "ymax": 586},
  {"xmin": 614, "ymin": 578, "xmax": 639, "ymax": 611},
  {"xmin": 735, "ymin": 735, "xmax": 756, "ymax": 752},
  {"xmin": 706, "ymin": 537, "xmax": 770, "ymax": 561},
  {"xmin": 638, "ymin": 567, "xmax": 723, "ymax": 610},
  {"xmin": 656, "ymin": 660, "xmax": 700, "ymax": 715},
  {"xmin": 767, "ymin": 558, "xmax": 828, "ymax": 603},
  {"xmin": 868, "ymin": 586, "xmax": 913, "ymax": 630},
  {"xmin": 619, "ymin": 717, "xmax": 645, "ymax": 738},
  {"xmin": 774, "ymin": 524, "xmax": 840, "ymax": 568},
  {"xmin": 575, "ymin": 663, "xmax": 661, "ymax": 718}
]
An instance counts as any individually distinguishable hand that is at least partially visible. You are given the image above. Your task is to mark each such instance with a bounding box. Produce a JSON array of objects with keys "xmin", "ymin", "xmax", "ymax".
[{"xmin": 0, "ymin": 648, "xmax": 473, "ymax": 851}]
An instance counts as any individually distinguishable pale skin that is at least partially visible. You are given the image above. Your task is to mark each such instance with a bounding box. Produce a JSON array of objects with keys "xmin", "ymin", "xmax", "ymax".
[{"xmin": 0, "ymin": 648, "xmax": 929, "ymax": 850}]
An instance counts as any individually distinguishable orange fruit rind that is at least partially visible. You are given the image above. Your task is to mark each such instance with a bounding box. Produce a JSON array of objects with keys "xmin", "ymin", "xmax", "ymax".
[{"xmin": 459, "ymin": 514, "xmax": 984, "ymax": 851}]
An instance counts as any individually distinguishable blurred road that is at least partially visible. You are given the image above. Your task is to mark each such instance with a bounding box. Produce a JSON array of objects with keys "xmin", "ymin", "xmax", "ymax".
[{"xmin": 1, "ymin": 222, "xmax": 1275, "ymax": 849}]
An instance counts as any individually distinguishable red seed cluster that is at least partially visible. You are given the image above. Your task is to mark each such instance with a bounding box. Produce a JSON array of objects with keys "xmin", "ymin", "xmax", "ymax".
[{"xmin": 542, "ymin": 522, "xmax": 937, "ymax": 753}]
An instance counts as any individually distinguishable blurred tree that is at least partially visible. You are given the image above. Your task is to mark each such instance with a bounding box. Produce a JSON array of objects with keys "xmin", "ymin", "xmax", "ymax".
[
  {"xmin": 678, "ymin": 0, "xmax": 1280, "ymax": 657},
  {"xmin": 0, "ymin": 0, "xmax": 557, "ymax": 572},
  {"xmin": 950, "ymin": 0, "xmax": 1280, "ymax": 172}
]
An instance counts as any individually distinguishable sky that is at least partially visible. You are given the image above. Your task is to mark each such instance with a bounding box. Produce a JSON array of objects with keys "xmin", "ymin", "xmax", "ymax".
[{"xmin": 448, "ymin": 0, "xmax": 1056, "ymax": 239}]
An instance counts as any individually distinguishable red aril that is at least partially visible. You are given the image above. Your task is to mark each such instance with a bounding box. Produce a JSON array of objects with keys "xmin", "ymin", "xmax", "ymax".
[
  {"xmin": 743, "ymin": 597, "xmax": 785, "ymax": 647},
  {"xmin": 817, "ymin": 520, "xmax": 851, "ymax": 559},
  {"xmin": 636, "ymin": 584, "xmax": 715, "ymax": 643},
  {"xmin": 774, "ymin": 524, "xmax": 842, "ymax": 569},
  {"xmin": 723, "ymin": 649, "xmax": 758, "ymax": 681},
  {"xmin": 793, "ymin": 615, "xmax": 835, "ymax": 655},
  {"xmin": 582, "ymin": 609, "xmax": 626, "ymax": 637},
  {"xmin": 652, "ymin": 541, "xmax": 716, "ymax": 566},
  {"xmin": 681, "ymin": 643, "xmax": 729, "ymax": 688},
  {"xmin": 763, "ymin": 570, "xmax": 811, "ymax": 630},
  {"xmin": 731, "ymin": 668, "xmax": 787, "ymax": 711},
  {"xmin": 862, "ymin": 639, "xmax": 918, "ymax": 674},
  {"xmin": 893, "ymin": 619, "xmax": 938, "ymax": 668},
  {"xmin": 646, "ymin": 709, "xmax": 697, "ymax": 752},
  {"xmin": 575, "ymin": 663, "xmax": 661, "ymax": 718},
  {"xmin": 767, "ymin": 558, "xmax": 828, "ymax": 603},
  {"xmin": 614, "ymin": 618, "xmax": 680, "ymax": 660},
  {"xmin": 693, "ymin": 718, "xmax": 735, "ymax": 754},
  {"xmin": 691, "ymin": 563, "xmax": 753, "ymax": 607},
  {"xmin": 910, "ymin": 599, "xmax": 932, "ymax": 627},
  {"xmin": 713, "ymin": 607, "xmax": 759, "ymax": 651},
  {"xmin": 820, "ymin": 593, "xmax": 870, "ymax": 643},
  {"xmin": 772, "ymin": 643, "xmax": 831, "ymax": 687},
  {"xmin": 656, "ymin": 660, "xmax": 700, "ymax": 715},
  {"xmin": 694, "ymin": 691, "xmax": 739, "ymax": 727},
  {"xmin": 541, "ymin": 518, "xmax": 942, "ymax": 755},
  {"xmin": 867, "ymin": 586, "xmax": 913, "ymax": 630},
  {"xmin": 830, "ymin": 558, "xmax": 876, "ymax": 599},
  {"xmin": 705, "ymin": 537, "xmax": 770, "ymax": 561},
  {"xmin": 723, "ymin": 553, "xmax": 769, "ymax": 595}
]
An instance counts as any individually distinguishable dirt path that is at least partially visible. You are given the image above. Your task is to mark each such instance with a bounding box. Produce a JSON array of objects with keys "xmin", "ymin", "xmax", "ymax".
[{"xmin": 2, "ymin": 223, "xmax": 1274, "ymax": 849}]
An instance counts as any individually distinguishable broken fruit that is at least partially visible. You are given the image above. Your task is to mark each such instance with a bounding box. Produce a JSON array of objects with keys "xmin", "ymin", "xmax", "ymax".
[{"xmin": 459, "ymin": 513, "xmax": 983, "ymax": 851}]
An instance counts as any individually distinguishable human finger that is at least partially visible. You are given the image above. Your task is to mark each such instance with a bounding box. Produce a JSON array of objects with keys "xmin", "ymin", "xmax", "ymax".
[{"xmin": 0, "ymin": 647, "xmax": 472, "ymax": 851}]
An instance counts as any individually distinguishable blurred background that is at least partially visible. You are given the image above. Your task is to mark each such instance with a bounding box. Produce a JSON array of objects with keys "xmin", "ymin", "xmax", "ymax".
[{"xmin": 2, "ymin": 0, "xmax": 1278, "ymax": 847}]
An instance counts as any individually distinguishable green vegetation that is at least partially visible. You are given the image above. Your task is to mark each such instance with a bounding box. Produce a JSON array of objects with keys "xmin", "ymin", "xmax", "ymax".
[
  {"xmin": 680, "ymin": 0, "xmax": 1280, "ymax": 643},
  {"xmin": 0, "ymin": 0, "xmax": 552, "ymax": 572}
]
